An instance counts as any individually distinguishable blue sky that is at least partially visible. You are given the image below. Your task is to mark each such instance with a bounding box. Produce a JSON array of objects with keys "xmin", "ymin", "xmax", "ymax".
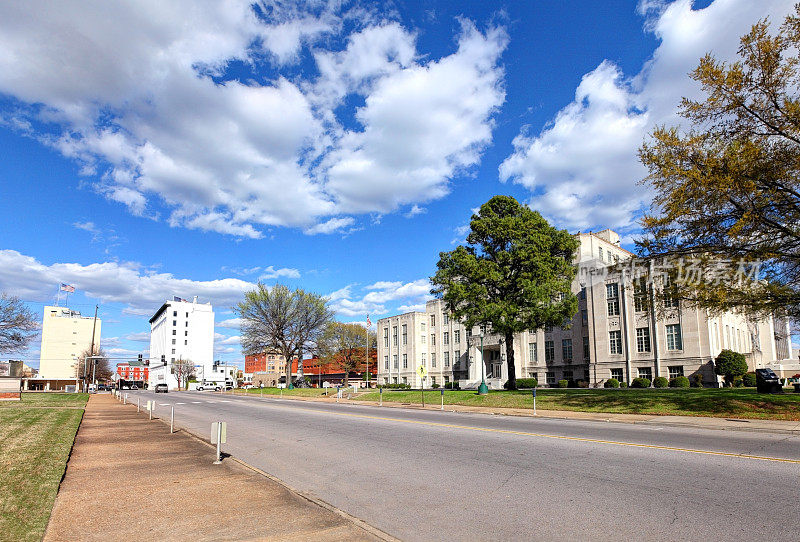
[{"xmin": 0, "ymin": 0, "xmax": 794, "ymax": 368}]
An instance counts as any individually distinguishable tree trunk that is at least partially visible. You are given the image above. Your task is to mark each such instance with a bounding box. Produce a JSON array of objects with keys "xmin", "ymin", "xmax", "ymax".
[
  {"xmin": 505, "ymin": 331, "xmax": 517, "ymax": 390},
  {"xmin": 343, "ymin": 360, "xmax": 350, "ymax": 387}
]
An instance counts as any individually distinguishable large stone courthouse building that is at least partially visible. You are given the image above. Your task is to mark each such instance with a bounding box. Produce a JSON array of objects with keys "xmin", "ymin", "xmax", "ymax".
[{"xmin": 377, "ymin": 230, "xmax": 793, "ymax": 389}]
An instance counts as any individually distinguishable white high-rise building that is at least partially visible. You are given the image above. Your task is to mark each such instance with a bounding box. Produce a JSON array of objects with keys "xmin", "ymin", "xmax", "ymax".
[{"xmin": 148, "ymin": 297, "xmax": 214, "ymax": 390}]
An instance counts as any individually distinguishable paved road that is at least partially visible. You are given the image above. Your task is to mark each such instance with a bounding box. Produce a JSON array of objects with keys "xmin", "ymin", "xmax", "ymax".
[{"xmin": 127, "ymin": 390, "xmax": 800, "ymax": 541}]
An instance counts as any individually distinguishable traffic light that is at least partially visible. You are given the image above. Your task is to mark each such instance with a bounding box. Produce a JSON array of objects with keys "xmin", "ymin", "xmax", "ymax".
[
  {"xmin": 138, "ymin": 354, "xmax": 143, "ymax": 362},
  {"xmin": 161, "ymin": 354, "xmax": 166, "ymax": 366}
]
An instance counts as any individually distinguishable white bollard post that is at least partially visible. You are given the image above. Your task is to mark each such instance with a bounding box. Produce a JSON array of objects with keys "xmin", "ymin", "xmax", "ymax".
[
  {"xmin": 124, "ymin": 393, "xmax": 127, "ymax": 405},
  {"xmin": 149, "ymin": 401, "xmax": 153, "ymax": 420},
  {"xmin": 170, "ymin": 406, "xmax": 174, "ymax": 434},
  {"xmin": 137, "ymin": 397, "xmax": 140, "ymax": 412}
]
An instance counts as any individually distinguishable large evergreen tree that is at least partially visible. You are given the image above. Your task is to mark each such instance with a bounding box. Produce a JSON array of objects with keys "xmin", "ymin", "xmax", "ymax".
[{"xmin": 431, "ymin": 196, "xmax": 579, "ymax": 390}]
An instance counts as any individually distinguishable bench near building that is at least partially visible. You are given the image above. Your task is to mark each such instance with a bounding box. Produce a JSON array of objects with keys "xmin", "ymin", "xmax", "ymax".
[{"xmin": 377, "ymin": 229, "xmax": 794, "ymax": 389}]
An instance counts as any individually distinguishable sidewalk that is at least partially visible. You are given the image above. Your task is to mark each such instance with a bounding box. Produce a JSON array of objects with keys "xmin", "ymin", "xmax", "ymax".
[
  {"xmin": 230, "ymin": 390, "xmax": 800, "ymax": 434},
  {"xmin": 44, "ymin": 394, "xmax": 389, "ymax": 542}
]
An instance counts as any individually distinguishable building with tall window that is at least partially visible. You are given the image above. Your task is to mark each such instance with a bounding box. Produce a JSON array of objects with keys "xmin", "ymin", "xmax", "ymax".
[
  {"xmin": 148, "ymin": 297, "xmax": 214, "ymax": 390},
  {"xmin": 38, "ymin": 306, "xmax": 101, "ymax": 387},
  {"xmin": 377, "ymin": 229, "xmax": 793, "ymax": 388}
]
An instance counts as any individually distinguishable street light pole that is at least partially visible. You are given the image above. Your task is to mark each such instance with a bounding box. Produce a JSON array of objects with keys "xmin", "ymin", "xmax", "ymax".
[{"xmin": 478, "ymin": 329, "xmax": 488, "ymax": 395}]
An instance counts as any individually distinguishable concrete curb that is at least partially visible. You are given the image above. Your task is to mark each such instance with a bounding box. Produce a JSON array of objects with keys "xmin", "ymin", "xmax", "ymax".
[
  {"xmin": 130, "ymin": 398, "xmax": 400, "ymax": 542},
  {"xmin": 224, "ymin": 390, "xmax": 800, "ymax": 435}
]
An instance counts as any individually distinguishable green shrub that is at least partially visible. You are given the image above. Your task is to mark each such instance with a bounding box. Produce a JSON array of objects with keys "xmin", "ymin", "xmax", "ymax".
[
  {"xmin": 620, "ymin": 381, "xmax": 628, "ymax": 388},
  {"xmin": 742, "ymin": 372, "xmax": 757, "ymax": 387},
  {"xmin": 690, "ymin": 373, "xmax": 704, "ymax": 388},
  {"xmin": 444, "ymin": 381, "xmax": 460, "ymax": 390},
  {"xmin": 604, "ymin": 378, "xmax": 620, "ymax": 388},
  {"xmin": 714, "ymin": 349, "xmax": 748, "ymax": 386},
  {"xmin": 577, "ymin": 380, "xmax": 589, "ymax": 388},
  {"xmin": 653, "ymin": 376, "xmax": 669, "ymax": 388},
  {"xmin": 380, "ymin": 383, "xmax": 411, "ymax": 389},
  {"xmin": 515, "ymin": 378, "xmax": 538, "ymax": 388},
  {"xmin": 557, "ymin": 379, "xmax": 569, "ymax": 388},
  {"xmin": 631, "ymin": 377, "xmax": 651, "ymax": 388},
  {"xmin": 669, "ymin": 376, "xmax": 690, "ymax": 388},
  {"xmin": 431, "ymin": 383, "xmax": 440, "ymax": 389},
  {"xmin": 732, "ymin": 376, "xmax": 744, "ymax": 387}
]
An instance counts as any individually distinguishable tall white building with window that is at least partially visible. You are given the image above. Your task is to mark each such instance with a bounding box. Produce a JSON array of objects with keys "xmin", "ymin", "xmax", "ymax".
[
  {"xmin": 148, "ymin": 298, "xmax": 214, "ymax": 389},
  {"xmin": 377, "ymin": 229, "xmax": 793, "ymax": 388}
]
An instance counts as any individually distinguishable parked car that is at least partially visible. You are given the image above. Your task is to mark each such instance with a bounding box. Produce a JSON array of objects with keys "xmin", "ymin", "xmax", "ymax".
[
  {"xmin": 196, "ymin": 383, "xmax": 222, "ymax": 392},
  {"xmin": 154, "ymin": 383, "xmax": 168, "ymax": 393}
]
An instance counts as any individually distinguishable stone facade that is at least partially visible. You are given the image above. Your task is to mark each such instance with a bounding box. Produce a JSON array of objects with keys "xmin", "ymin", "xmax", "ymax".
[{"xmin": 377, "ymin": 230, "xmax": 793, "ymax": 388}]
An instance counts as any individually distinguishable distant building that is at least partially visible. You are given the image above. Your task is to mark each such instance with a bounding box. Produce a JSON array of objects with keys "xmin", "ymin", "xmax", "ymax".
[
  {"xmin": 39, "ymin": 306, "xmax": 101, "ymax": 381},
  {"xmin": 246, "ymin": 351, "xmax": 287, "ymax": 386},
  {"xmin": 148, "ymin": 298, "xmax": 214, "ymax": 390},
  {"xmin": 116, "ymin": 361, "xmax": 149, "ymax": 387},
  {"xmin": 377, "ymin": 229, "xmax": 794, "ymax": 388}
]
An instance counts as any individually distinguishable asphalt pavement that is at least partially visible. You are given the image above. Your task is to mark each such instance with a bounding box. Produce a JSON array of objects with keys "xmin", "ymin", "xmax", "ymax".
[{"xmin": 127, "ymin": 389, "xmax": 800, "ymax": 541}]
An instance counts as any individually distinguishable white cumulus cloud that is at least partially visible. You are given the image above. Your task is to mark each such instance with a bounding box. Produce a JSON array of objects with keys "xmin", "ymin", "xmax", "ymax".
[{"xmin": 499, "ymin": 0, "xmax": 795, "ymax": 232}]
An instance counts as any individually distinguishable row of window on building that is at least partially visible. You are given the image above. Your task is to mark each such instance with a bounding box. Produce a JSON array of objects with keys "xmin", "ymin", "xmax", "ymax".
[
  {"xmin": 383, "ymin": 349, "xmax": 464, "ymax": 371},
  {"xmin": 383, "ymin": 325, "xmax": 470, "ymax": 348}
]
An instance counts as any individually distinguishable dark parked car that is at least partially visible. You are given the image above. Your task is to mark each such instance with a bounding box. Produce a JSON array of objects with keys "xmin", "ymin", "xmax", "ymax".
[{"xmin": 154, "ymin": 383, "xmax": 169, "ymax": 393}]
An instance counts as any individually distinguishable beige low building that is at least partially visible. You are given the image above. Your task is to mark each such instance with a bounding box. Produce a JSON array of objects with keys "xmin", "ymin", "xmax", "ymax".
[
  {"xmin": 38, "ymin": 306, "xmax": 101, "ymax": 381},
  {"xmin": 377, "ymin": 230, "xmax": 793, "ymax": 388}
]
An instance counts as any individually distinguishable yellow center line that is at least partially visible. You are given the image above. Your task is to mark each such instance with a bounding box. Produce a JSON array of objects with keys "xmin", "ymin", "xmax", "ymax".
[{"xmin": 250, "ymin": 398, "xmax": 800, "ymax": 464}]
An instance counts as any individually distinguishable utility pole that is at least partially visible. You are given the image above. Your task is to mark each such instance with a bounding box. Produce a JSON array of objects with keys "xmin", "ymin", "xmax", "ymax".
[{"xmin": 85, "ymin": 305, "xmax": 99, "ymax": 392}]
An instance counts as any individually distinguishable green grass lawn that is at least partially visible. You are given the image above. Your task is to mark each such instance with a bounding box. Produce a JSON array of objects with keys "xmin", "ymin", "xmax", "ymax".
[
  {"xmin": 0, "ymin": 393, "xmax": 87, "ymax": 541},
  {"xmin": 355, "ymin": 388, "xmax": 800, "ymax": 420},
  {"xmin": 237, "ymin": 387, "xmax": 338, "ymax": 397}
]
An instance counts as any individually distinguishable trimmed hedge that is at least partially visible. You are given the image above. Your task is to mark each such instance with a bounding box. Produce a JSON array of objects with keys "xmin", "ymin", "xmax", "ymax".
[
  {"xmin": 620, "ymin": 381, "xmax": 628, "ymax": 388},
  {"xmin": 557, "ymin": 379, "xmax": 569, "ymax": 388},
  {"xmin": 431, "ymin": 383, "xmax": 440, "ymax": 389},
  {"xmin": 653, "ymin": 376, "xmax": 669, "ymax": 388},
  {"xmin": 444, "ymin": 381, "xmax": 460, "ymax": 390},
  {"xmin": 515, "ymin": 378, "xmax": 538, "ymax": 388},
  {"xmin": 669, "ymin": 376, "xmax": 690, "ymax": 388},
  {"xmin": 630, "ymin": 377, "xmax": 651, "ymax": 388},
  {"xmin": 380, "ymin": 383, "xmax": 411, "ymax": 389},
  {"xmin": 691, "ymin": 373, "xmax": 704, "ymax": 388},
  {"xmin": 742, "ymin": 372, "xmax": 757, "ymax": 387},
  {"xmin": 604, "ymin": 378, "xmax": 620, "ymax": 388}
]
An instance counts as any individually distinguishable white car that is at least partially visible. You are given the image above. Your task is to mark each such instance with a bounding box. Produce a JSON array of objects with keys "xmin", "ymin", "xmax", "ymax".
[{"xmin": 196, "ymin": 383, "xmax": 222, "ymax": 392}]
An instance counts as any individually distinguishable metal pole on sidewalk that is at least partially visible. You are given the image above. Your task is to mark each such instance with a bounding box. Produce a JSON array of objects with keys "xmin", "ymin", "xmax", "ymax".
[
  {"xmin": 137, "ymin": 397, "xmax": 140, "ymax": 412},
  {"xmin": 441, "ymin": 388, "xmax": 444, "ymax": 411},
  {"xmin": 533, "ymin": 387, "xmax": 537, "ymax": 416},
  {"xmin": 214, "ymin": 422, "xmax": 222, "ymax": 464},
  {"xmin": 379, "ymin": 386, "xmax": 382, "ymax": 406},
  {"xmin": 170, "ymin": 406, "xmax": 174, "ymax": 434},
  {"xmin": 149, "ymin": 402, "xmax": 153, "ymax": 420},
  {"xmin": 124, "ymin": 393, "xmax": 127, "ymax": 405}
]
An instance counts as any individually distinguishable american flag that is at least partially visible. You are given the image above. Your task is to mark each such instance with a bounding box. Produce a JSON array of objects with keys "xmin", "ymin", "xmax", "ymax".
[
  {"xmin": 60, "ymin": 283, "xmax": 75, "ymax": 293},
  {"xmin": 366, "ymin": 314, "xmax": 371, "ymax": 327}
]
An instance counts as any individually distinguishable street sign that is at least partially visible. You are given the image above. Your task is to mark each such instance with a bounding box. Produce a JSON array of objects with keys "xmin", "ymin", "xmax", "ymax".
[
  {"xmin": 416, "ymin": 365, "xmax": 427, "ymax": 379},
  {"xmin": 146, "ymin": 400, "xmax": 153, "ymax": 411}
]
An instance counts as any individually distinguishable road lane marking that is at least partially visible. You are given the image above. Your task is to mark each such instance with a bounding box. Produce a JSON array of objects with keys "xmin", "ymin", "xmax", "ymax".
[
  {"xmin": 219, "ymin": 400, "xmax": 230, "ymax": 402},
  {"xmin": 259, "ymin": 404, "xmax": 800, "ymax": 465},
  {"xmin": 158, "ymin": 403, "xmax": 169, "ymax": 406},
  {"xmin": 176, "ymin": 402, "xmax": 186, "ymax": 405},
  {"xmin": 191, "ymin": 401, "xmax": 201, "ymax": 404}
]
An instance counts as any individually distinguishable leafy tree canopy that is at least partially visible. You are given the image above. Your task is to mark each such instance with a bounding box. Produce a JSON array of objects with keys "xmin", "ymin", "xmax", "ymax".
[
  {"xmin": 431, "ymin": 195, "xmax": 579, "ymax": 389},
  {"xmin": 638, "ymin": 7, "xmax": 800, "ymax": 326}
]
